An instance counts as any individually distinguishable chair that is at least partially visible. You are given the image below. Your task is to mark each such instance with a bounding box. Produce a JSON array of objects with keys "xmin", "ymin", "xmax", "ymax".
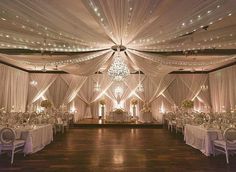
[
  {"xmin": 175, "ymin": 118, "xmax": 184, "ymax": 134},
  {"xmin": 167, "ymin": 115, "xmax": 176, "ymax": 132},
  {"xmin": 0, "ymin": 127, "xmax": 25, "ymax": 164},
  {"xmin": 213, "ymin": 128, "xmax": 236, "ymax": 164}
]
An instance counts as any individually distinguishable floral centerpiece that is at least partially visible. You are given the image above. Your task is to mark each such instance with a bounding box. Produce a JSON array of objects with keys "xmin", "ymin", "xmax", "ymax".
[
  {"xmin": 141, "ymin": 103, "xmax": 151, "ymax": 113},
  {"xmin": 40, "ymin": 100, "xmax": 52, "ymax": 108},
  {"xmin": 131, "ymin": 99, "xmax": 138, "ymax": 105},
  {"xmin": 99, "ymin": 99, "xmax": 106, "ymax": 106},
  {"xmin": 182, "ymin": 100, "xmax": 194, "ymax": 109},
  {"xmin": 114, "ymin": 108, "xmax": 124, "ymax": 114}
]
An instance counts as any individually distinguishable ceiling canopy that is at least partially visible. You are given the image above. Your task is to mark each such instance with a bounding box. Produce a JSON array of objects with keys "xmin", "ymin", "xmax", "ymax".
[{"xmin": 0, "ymin": 0, "xmax": 236, "ymax": 74}]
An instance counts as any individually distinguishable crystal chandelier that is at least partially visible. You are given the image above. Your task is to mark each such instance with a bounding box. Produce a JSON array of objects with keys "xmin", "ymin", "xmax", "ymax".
[
  {"xmin": 136, "ymin": 70, "xmax": 144, "ymax": 92},
  {"xmin": 108, "ymin": 46, "xmax": 129, "ymax": 81}
]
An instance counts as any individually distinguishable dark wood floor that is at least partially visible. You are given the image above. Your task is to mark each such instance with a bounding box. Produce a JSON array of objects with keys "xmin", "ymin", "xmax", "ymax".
[{"xmin": 1, "ymin": 127, "xmax": 236, "ymax": 172}]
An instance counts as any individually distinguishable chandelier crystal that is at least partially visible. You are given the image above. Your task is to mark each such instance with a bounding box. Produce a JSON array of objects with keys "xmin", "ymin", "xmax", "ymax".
[{"xmin": 108, "ymin": 46, "xmax": 129, "ymax": 81}]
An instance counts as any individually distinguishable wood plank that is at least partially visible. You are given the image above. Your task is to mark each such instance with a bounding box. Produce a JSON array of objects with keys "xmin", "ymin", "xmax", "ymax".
[{"xmin": 0, "ymin": 128, "xmax": 235, "ymax": 171}]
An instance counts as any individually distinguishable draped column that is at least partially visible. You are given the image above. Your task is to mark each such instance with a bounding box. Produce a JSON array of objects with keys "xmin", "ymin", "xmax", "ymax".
[
  {"xmin": 209, "ymin": 65, "xmax": 236, "ymax": 112},
  {"xmin": 78, "ymin": 74, "xmax": 112, "ymax": 118},
  {"xmin": 0, "ymin": 64, "xmax": 29, "ymax": 112},
  {"xmin": 28, "ymin": 74, "xmax": 58, "ymax": 105}
]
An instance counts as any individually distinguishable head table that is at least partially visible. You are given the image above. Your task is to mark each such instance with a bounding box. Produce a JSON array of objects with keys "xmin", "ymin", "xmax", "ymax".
[
  {"xmin": 107, "ymin": 111, "xmax": 130, "ymax": 122},
  {"xmin": 184, "ymin": 124, "xmax": 223, "ymax": 156}
]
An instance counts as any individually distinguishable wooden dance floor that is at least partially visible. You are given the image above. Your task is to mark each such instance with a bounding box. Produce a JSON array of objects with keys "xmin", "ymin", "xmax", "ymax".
[{"xmin": 1, "ymin": 127, "xmax": 236, "ymax": 172}]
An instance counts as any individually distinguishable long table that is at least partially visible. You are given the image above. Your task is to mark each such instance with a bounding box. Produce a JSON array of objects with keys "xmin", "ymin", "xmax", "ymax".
[
  {"xmin": 17, "ymin": 124, "xmax": 53, "ymax": 154},
  {"xmin": 184, "ymin": 124, "xmax": 223, "ymax": 156}
]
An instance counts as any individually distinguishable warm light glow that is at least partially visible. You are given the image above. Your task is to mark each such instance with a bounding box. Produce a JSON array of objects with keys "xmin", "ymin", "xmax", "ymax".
[
  {"xmin": 30, "ymin": 80, "xmax": 38, "ymax": 86},
  {"xmin": 159, "ymin": 102, "xmax": 165, "ymax": 113},
  {"xmin": 94, "ymin": 82, "xmax": 101, "ymax": 92},
  {"xmin": 200, "ymin": 84, "xmax": 208, "ymax": 91},
  {"xmin": 113, "ymin": 100, "xmax": 124, "ymax": 109},
  {"xmin": 108, "ymin": 47, "xmax": 129, "ymax": 81},
  {"xmin": 114, "ymin": 86, "xmax": 123, "ymax": 97},
  {"xmin": 113, "ymin": 150, "xmax": 124, "ymax": 164},
  {"xmin": 36, "ymin": 106, "xmax": 44, "ymax": 113},
  {"xmin": 70, "ymin": 106, "xmax": 76, "ymax": 113}
]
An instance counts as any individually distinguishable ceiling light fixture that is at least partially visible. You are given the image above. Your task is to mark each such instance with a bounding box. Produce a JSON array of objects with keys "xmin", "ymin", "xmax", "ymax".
[
  {"xmin": 30, "ymin": 80, "xmax": 38, "ymax": 86},
  {"xmin": 108, "ymin": 45, "xmax": 129, "ymax": 81}
]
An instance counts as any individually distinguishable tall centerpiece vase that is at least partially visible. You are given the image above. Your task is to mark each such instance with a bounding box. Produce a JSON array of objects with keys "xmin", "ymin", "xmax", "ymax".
[
  {"xmin": 131, "ymin": 99, "xmax": 138, "ymax": 118},
  {"xmin": 99, "ymin": 99, "xmax": 106, "ymax": 120},
  {"xmin": 133, "ymin": 105, "xmax": 136, "ymax": 118},
  {"xmin": 101, "ymin": 105, "xmax": 105, "ymax": 120},
  {"xmin": 182, "ymin": 100, "xmax": 194, "ymax": 114},
  {"xmin": 41, "ymin": 100, "xmax": 52, "ymax": 115}
]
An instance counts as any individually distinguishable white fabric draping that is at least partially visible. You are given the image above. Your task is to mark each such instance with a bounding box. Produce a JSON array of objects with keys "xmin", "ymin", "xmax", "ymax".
[
  {"xmin": 126, "ymin": 50, "xmax": 173, "ymax": 77},
  {"xmin": 209, "ymin": 65, "xmax": 236, "ymax": 112},
  {"xmin": 151, "ymin": 95, "xmax": 173, "ymax": 122},
  {"xmin": 106, "ymin": 82, "xmax": 129, "ymax": 110},
  {"xmin": 28, "ymin": 74, "xmax": 58, "ymax": 104},
  {"xmin": 78, "ymin": 74, "xmax": 112, "ymax": 118},
  {"xmin": 164, "ymin": 74, "xmax": 210, "ymax": 107},
  {"xmin": 47, "ymin": 75, "xmax": 69, "ymax": 108},
  {"xmin": 123, "ymin": 74, "xmax": 145, "ymax": 100},
  {"xmin": 179, "ymin": 74, "xmax": 208, "ymax": 101},
  {"xmin": 0, "ymin": 0, "xmax": 236, "ymax": 74},
  {"xmin": 0, "ymin": 64, "xmax": 29, "ymax": 112},
  {"xmin": 2, "ymin": 61, "xmax": 236, "ymax": 120},
  {"xmin": 61, "ymin": 51, "xmax": 113, "ymax": 76},
  {"xmin": 136, "ymin": 74, "xmax": 174, "ymax": 104},
  {"xmin": 61, "ymin": 75, "xmax": 87, "ymax": 104}
]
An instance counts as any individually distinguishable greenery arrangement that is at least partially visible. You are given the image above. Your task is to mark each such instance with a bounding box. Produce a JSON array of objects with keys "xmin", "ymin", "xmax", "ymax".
[
  {"xmin": 40, "ymin": 100, "xmax": 52, "ymax": 108},
  {"xmin": 182, "ymin": 100, "xmax": 194, "ymax": 109}
]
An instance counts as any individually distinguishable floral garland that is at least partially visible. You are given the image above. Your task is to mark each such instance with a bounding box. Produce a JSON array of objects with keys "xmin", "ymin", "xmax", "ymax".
[
  {"xmin": 41, "ymin": 100, "xmax": 52, "ymax": 108},
  {"xmin": 182, "ymin": 100, "xmax": 194, "ymax": 109}
]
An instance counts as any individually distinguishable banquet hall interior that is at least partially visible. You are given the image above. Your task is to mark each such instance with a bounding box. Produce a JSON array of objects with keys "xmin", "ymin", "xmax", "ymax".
[{"xmin": 1, "ymin": 0, "xmax": 236, "ymax": 171}]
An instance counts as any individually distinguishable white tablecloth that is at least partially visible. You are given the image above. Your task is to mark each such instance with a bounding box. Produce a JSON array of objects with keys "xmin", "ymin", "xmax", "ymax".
[
  {"xmin": 18, "ymin": 124, "xmax": 53, "ymax": 154},
  {"xmin": 139, "ymin": 112, "xmax": 154, "ymax": 123},
  {"xmin": 184, "ymin": 124, "xmax": 223, "ymax": 156},
  {"xmin": 107, "ymin": 111, "xmax": 129, "ymax": 122}
]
